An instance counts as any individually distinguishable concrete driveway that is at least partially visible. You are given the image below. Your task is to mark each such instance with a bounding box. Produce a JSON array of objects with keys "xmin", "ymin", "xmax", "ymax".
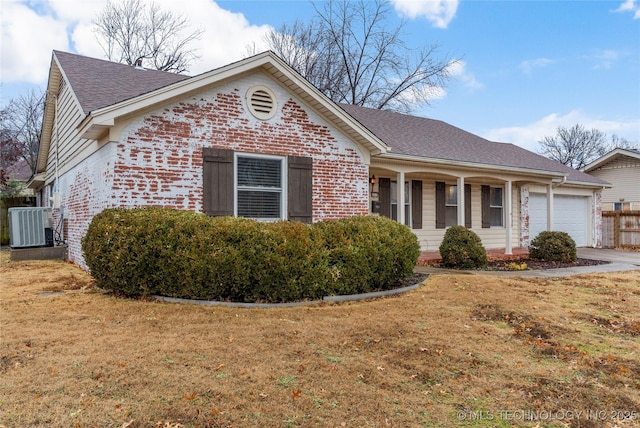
[{"xmin": 577, "ymin": 248, "xmax": 640, "ymax": 265}]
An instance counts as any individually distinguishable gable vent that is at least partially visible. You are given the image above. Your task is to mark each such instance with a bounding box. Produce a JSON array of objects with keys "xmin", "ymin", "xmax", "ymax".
[{"xmin": 246, "ymin": 86, "xmax": 277, "ymax": 120}]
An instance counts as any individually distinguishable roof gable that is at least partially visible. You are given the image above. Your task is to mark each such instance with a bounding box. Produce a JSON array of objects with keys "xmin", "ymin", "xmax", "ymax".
[
  {"xmin": 340, "ymin": 104, "xmax": 608, "ymax": 185},
  {"xmin": 582, "ymin": 148, "xmax": 640, "ymax": 172},
  {"xmin": 76, "ymin": 51, "xmax": 388, "ymax": 155}
]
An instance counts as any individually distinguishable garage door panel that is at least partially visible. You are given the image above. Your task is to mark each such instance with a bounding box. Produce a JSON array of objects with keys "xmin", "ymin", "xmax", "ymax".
[{"xmin": 529, "ymin": 194, "xmax": 588, "ymax": 247}]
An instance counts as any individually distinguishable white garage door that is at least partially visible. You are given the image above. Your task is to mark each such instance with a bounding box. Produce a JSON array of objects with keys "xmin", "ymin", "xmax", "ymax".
[{"xmin": 529, "ymin": 194, "xmax": 589, "ymax": 247}]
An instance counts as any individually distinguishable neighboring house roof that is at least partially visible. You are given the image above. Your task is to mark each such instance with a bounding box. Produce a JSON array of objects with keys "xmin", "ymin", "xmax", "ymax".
[
  {"xmin": 54, "ymin": 50, "xmax": 190, "ymax": 114},
  {"xmin": 582, "ymin": 148, "xmax": 640, "ymax": 173},
  {"xmin": 340, "ymin": 104, "xmax": 607, "ymax": 186}
]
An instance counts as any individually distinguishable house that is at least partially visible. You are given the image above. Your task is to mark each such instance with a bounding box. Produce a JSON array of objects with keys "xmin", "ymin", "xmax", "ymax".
[
  {"xmin": 582, "ymin": 148, "xmax": 640, "ymax": 211},
  {"xmin": 29, "ymin": 50, "xmax": 608, "ymax": 267}
]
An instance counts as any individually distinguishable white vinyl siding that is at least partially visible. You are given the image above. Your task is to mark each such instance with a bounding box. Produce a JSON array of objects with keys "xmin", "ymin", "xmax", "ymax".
[
  {"xmin": 410, "ymin": 181, "xmax": 520, "ymax": 251},
  {"xmin": 45, "ymin": 80, "xmax": 94, "ymax": 183},
  {"xmin": 587, "ymin": 158, "xmax": 640, "ymax": 210}
]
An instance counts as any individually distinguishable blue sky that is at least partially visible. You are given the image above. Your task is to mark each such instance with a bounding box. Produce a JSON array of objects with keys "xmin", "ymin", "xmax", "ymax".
[{"xmin": 2, "ymin": 0, "xmax": 639, "ymax": 152}]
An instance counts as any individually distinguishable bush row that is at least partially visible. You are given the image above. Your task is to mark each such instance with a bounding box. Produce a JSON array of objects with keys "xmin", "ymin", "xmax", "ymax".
[
  {"xmin": 437, "ymin": 227, "xmax": 577, "ymax": 269},
  {"xmin": 81, "ymin": 208, "xmax": 421, "ymax": 302}
]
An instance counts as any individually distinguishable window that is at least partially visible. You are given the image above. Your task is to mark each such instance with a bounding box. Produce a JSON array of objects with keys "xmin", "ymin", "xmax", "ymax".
[
  {"xmin": 445, "ymin": 184, "xmax": 458, "ymax": 227},
  {"xmin": 236, "ymin": 154, "xmax": 284, "ymax": 220},
  {"xmin": 489, "ymin": 187, "xmax": 504, "ymax": 227},
  {"xmin": 614, "ymin": 202, "xmax": 631, "ymax": 211},
  {"xmin": 391, "ymin": 180, "xmax": 411, "ymax": 226},
  {"xmin": 202, "ymin": 148, "xmax": 313, "ymax": 223},
  {"xmin": 377, "ymin": 178, "xmax": 423, "ymax": 229},
  {"xmin": 436, "ymin": 182, "xmax": 471, "ymax": 229}
]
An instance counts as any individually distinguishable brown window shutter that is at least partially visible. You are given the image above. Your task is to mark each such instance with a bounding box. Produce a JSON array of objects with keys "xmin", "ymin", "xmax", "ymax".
[
  {"xmin": 411, "ymin": 180, "xmax": 423, "ymax": 229},
  {"xmin": 287, "ymin": 156, "xmax": 313, "ymax": 223},
  {"xmin": 481, "ymin": 185, "xmax": 490, "ymax": 228},
  {"xmin": 435, "ymin": 181, "xmax": 445, "ymax": 229},
  {"xmin": 465, "ymin": 183, "xmax": 472, "ymax": 228},
  {"xmin": 202, "ymin": 148, "xmax": 234, "ymax": 216},
  {"xmin": 378, "ymin": 178, "xmax": 391, "ymax": 218}
]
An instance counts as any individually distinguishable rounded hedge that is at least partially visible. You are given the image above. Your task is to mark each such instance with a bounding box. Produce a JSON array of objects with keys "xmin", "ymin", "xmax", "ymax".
[
  {"xmin": 529, "ymin": 231, "xmax": 576, "ymax": 263},
  {"xmin": 81, "ymin": 208, "xmax": 420, "ymax": 302},
  {"xmin": 438, "ymin": 225, "xmax": 487, "ymax": 269}
]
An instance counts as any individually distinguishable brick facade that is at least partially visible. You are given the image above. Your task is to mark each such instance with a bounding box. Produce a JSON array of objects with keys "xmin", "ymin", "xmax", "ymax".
[{"xmin": 60, "ymin": 74, "xmax": 370, "ymax": 265}]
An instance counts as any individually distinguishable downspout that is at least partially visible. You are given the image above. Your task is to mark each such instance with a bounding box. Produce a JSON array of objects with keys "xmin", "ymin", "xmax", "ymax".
[{"xmin": 552, "ymin": 175, "xmax": 567, "ymax": 188}]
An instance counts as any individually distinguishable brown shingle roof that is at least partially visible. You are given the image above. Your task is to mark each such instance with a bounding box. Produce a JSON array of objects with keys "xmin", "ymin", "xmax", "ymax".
[
  {"xmin": 339, "ymin": 104, "xmax": 607, "ymax": 185},
  {"xmin": 52, "ymin": 51, "xmax": 606, "ymax": 186},
  {"xmin": 54, "ymin": 50, "xmax": 190, "ymax": 114}
]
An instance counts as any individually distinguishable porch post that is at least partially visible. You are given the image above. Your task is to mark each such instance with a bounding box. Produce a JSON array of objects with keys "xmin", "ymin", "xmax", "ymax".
[
  {"xmin": 398, "ymin": 171, "xmax": 405, "ymax": 226},
  {"xmin": 505, "ymin": 181, "xmax": 512, "ymax": 254},
  {"xmin": 546, "ymin": 183, "xmax": 554, "ymax": 231},
  {"xmin": 457, "ymin": 176, "xmax": 465, "ymax": 226}
]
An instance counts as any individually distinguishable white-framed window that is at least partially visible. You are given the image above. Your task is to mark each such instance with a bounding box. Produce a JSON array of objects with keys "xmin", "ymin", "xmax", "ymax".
[
  {"xmin": 445, "ymin": 184, "xmax": 457, "ymax": 227},
  {"xmin": 614, "ymin": 202, "xmax": 631, "ymax": 211},
  {"xmin": 235, "ymin": 153, "xmax": 286, "ymax": 220},
  {"xmin": 391, "ymin": 180, "xmax": 411, "ymax": 226},
  {"xmin": 489, "ymin": 187, "xmax": 504, "ymax": 227}
]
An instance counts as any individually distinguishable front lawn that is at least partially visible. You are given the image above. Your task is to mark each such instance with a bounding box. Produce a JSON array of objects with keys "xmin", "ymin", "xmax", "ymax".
[{"xmin": 1, "ymin": 251, "xmax": 639, "ymax": 427}]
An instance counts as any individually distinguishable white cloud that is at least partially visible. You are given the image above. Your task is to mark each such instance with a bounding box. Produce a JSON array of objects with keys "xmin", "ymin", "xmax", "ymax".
[
  {"xmin": 390, "ymin": 0, "xmax": 459, "ymax": 28},
  {"xmin": 519, "ymin": 58, "xmax": 555, "ymax": 75},
  {"xmin": 1, "ymin": 1, "xmax": 70, "ymax": 83},
  {"xmin": 448, "ymin": 60, "xmax": 483, "ymax": 90},
  {"xmin": 483, "ymin": 110, "xmax": 640, "ymax": 152},
  {"xmin": 588, "ymin": 49, "xmax": 624, "ymax": 70},
  {"xmin": 615, "ymin": 0, "xmax": 640, "ymax": 19},
  {"xmin": 1, "ymin": 0, "xmax": 272, "ymax": 84}
]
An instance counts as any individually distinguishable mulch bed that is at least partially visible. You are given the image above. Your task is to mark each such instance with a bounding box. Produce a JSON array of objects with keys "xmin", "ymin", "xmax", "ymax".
[{"xmin": 485, "ymin": 257, "xmax": 610, "ymax": 271}]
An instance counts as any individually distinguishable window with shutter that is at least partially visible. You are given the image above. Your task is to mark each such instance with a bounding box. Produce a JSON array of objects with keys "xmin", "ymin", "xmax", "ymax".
[
  {"xmin": 236, "ymin": 154, "xmax": 285, "ymax": 220},
  {"xmin": 203, "ymin": 149, "xmax": 313, "ymax": 223}
]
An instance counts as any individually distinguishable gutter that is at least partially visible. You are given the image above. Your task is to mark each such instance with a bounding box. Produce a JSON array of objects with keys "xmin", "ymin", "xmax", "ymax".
[{"xmin": 376, "ymin": 152, "xmax": 568, "ymax": 180}]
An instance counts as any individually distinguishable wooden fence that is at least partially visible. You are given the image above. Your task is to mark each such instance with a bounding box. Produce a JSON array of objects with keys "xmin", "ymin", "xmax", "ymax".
[{"xmin": 601, "ymin": 211, "xmax": 640, "ymax": 248}]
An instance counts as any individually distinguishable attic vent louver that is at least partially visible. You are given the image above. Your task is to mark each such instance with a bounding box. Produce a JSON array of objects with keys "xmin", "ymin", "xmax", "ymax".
[{"xmin": 246, "ymin": 86, "xmax": 277, "ymax": 120}]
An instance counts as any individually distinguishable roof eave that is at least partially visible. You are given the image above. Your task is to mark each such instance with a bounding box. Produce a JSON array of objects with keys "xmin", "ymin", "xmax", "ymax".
[
  {"xmin": 377, "ymin": 152, "xmax": 574, "ymax": 180},
  {"xmin": 35, "ymin": 55, "xmax": 63, "ymax": 175}
]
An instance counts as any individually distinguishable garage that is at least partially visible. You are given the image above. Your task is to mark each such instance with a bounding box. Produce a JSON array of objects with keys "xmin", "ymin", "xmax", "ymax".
[{"xmin": 529, "ymin": 193, "xmax": 589, "ymax": 247}]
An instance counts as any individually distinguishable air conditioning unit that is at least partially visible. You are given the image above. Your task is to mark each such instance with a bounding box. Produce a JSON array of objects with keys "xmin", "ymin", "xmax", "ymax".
[{"xmin": 8, "ymin": 207, "xmax": 54, "ymax": 248}]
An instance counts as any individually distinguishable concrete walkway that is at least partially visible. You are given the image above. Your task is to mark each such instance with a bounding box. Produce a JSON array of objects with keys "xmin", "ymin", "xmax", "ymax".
[{"xmin": 415, "ymin": 248, "xmax": 639, "ymax": 278}]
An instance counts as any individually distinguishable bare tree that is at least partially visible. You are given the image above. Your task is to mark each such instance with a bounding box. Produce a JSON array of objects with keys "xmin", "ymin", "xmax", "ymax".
[
  {"xmin": 538, "ymin": 124, "xmax": 639, "ymax": 169},
  {"xmin": 0, "ymin": 88, "xmax": 44, "ymax": 184},
  {"xmin": 94, "ymin": 0, "xmax": 203, "ymax": 73},
  {"xmin": 262, "ymin": 0, "xmax": 456, "ymax": 113}
]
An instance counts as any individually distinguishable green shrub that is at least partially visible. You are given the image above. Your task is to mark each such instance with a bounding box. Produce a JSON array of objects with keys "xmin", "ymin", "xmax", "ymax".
[
  {"xmin": 438, "ymin": 226, "xmax": 487, "ymax": 269},
  {"xmin": 315, "ymin": 216, "xmax": 420, "ymax": 295},
  {"xmin": 82, "ymin": 209, "xmax": 420, "ymax": 302},
  {"xmin": 529, "ymin": 231, "xmax": 576, "ymax": 262}
]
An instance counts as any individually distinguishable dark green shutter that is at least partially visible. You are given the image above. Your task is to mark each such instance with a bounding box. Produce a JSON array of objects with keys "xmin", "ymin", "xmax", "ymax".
[
  {"xmin": 411, "ymin": 180, "xmax": 423, "ymax": 229},
  {"xmin": 465, "ymin": 183, "xmax": 472, "ymax": 228},
  {"xmin": 202, "ymin": 148, "xmax": 234, "ymax": 216},
  {"xmin": 481, "ymin": 185, "xmax": 490, "ymax": 228},
  {"xmin": 435, "ymin": 181, "xmax": 445, "ymax": 229},
  {"xmin": 379, "ymin": 178, "xmax": 391, "ymax": 218},
  {"xmin": 287, "ymin": 156, "xmax": 313, "ymax": 223}
]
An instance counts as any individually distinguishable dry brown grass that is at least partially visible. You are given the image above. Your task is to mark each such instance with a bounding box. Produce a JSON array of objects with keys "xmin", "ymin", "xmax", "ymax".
[{"xmin": 1, "ymin": 250, "xmax": 639, "ymax": 428}]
